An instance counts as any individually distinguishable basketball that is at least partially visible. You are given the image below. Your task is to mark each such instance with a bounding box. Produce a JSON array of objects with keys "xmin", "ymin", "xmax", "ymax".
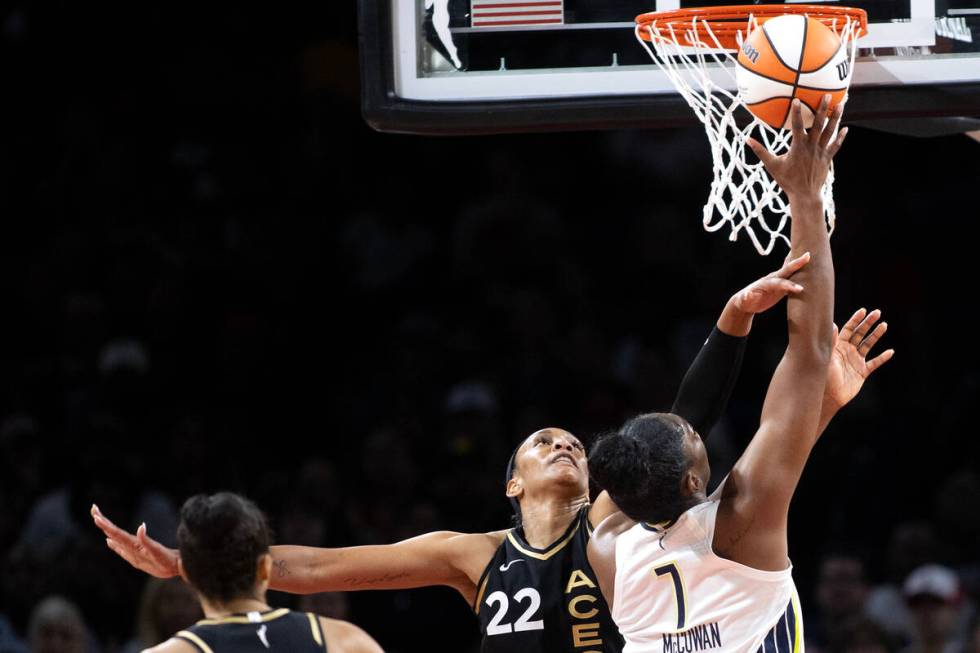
[{"xmin": 735, "ymin": 15, "xmax": 853, "ymax": 130}]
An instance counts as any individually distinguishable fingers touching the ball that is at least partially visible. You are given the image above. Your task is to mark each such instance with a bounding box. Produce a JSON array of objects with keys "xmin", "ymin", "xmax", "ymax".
[{"xmin": 820, "ymin": 100, "xmax": 845, "ymax": 148}]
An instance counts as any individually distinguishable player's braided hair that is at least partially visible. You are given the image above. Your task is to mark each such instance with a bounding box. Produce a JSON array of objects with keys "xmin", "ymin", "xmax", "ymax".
[
  {"xmin": 588, "ymin": 413, "xmax": 691, "ymax": 524},
  {"xmin": 177, "ymin": 492, "xmax": 272, "ymax": 604}
]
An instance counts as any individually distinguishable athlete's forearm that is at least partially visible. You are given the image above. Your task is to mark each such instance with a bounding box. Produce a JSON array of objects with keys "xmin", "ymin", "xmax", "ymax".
[
  {"xmin": 269, "ymin": 545, "xmax": 342, "ymax": 594},
  {"xmin": 815, "ymin": 392, "xmax": 843, "ymax": 441},
  {"xmin": 269, "ymin": 545, "xmax": 416, "ymax": 594},
  {"xmin": 671, "ymin": 312, "xmax": 748, "ymax": 439},
  {"xmin": 269, "ymin": 532, "xmax": 467, "ymax": 594},
  {"xmin": 786, "ymin": 195, "xmax": 834, "ymax": 357},
  {"xmin": 716, "ymin": 296, "xmax": 754, "ymax": 337}
]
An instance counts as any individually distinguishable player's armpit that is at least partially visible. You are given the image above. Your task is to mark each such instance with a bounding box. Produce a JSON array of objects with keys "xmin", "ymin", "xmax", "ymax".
[{"xmin": 711, "ymin": 469, "xmax": 791, "ymax": 570}]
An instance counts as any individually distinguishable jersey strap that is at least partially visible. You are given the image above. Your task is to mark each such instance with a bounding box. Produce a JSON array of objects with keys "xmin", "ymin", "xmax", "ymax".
[
  {"xmin": 306, "ymin": 612, "xmax": 327, "ymax": 650},
  {"xmin": 176, "ymin": 630, "xmax": 214, "ymax": 653}
]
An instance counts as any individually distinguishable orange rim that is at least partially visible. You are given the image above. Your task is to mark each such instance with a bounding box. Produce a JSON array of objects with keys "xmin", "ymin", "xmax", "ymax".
[{"xmin": 636, "ymin": 5, "xmax": 868, "ymax": 50}]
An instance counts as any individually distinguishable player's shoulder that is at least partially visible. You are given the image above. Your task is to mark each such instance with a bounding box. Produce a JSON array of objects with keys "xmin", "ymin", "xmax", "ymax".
[
  {"xmin": 414, "ymin": 529, "xmax": 507, "ymax": 586},
  {"xmin": 419, "ymin": 529, "xmax": 506, "ymax": 556},
  {"xmin": 454, "ymin": 530, "xmax": 508, "ymax": 569},
  {"xmin": 589, "ymin": 490, "xmax": 622, "ymax": 527},
  {"xmin": 319, "ymin": 617, "xmax": 385, "ymax": 653},
  {"xmin": 592, "ymin": 509, "xmax": 636, "ymax": 542},
  {"xmin": 589, "ymin": 511, "xmax": 634, "ymax": 568},
  {"xmin": 479, "ymin": 529, "xmax": 509, "ymax": 547},
  {"xmin": 141, "ymin": 636, "xmax": 199, "ymax": 653},
  {"xmin": 439, "ymin": 529, "xmax": 507, "ymax": 555}
]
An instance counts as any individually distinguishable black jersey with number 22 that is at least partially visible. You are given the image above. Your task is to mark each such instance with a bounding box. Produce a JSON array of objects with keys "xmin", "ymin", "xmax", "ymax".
[{"xmin": 475, "ymin": 507, "xmax": 624, "ymax": 653}]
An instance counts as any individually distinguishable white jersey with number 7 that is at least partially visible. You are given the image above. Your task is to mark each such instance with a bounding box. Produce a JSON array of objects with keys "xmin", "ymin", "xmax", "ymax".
[{"xmin": 612, "ymin": 500, "xmax": 804, "ymax": 653}]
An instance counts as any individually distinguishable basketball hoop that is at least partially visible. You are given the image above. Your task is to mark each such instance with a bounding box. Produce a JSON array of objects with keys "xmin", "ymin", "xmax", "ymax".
[{"xmin": 635, "ymin": 5, "xmax": 867, "ymax": 255}]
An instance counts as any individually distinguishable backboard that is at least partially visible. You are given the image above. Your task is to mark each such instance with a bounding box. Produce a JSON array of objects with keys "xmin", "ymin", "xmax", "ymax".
[{"xmin": 359, "ymin": 0, "xmax": 980, "ymax": 134}]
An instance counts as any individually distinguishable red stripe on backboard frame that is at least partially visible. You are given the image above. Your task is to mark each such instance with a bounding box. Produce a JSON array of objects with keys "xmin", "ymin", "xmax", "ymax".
[
  {"xmin": 472, "ymin": 2, "xmax": 561, "ymax": 7},
  {"xmin": 473, "ymin": 11, "xmax": 563, "ymax": 17},
  {"xmin": 471, "ymin": 19, "xmax": 563, "ymax": 25},
  {"xmin": 471, "ymin": 0, "xmax": 563, "ymax": 27}
]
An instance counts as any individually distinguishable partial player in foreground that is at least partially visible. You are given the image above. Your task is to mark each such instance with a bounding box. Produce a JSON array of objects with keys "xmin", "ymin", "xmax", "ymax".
[
  {"xmin": 587, "ymin": 96, "xmax": 892, "ymax": 653},
  {"xmin": 141, "ymin": 492, "xmax": 382, "ymax": 653}
]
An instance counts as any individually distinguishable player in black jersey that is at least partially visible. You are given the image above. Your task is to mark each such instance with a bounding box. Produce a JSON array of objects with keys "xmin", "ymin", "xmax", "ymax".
[
  {"xmin": 142, "ymin": 492, "xmax": 381, "ymax": 653},
  {"xmin": 94, "ymin": 258, "xmax": 874, "ymax": 653}
]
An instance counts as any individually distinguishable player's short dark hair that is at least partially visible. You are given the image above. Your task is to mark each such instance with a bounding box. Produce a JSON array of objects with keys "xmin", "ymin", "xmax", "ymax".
[
  {"xmin": 588, "ymin": 413, "xmax": 690, "ymax": 524},
  {"xmin": 177, "ymin": 492, "xmax": 272, "ymax": 604}
]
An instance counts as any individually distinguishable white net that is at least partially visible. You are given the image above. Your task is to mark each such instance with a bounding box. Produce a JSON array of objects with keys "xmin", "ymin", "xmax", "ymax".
[{"xmin": 635, "ymin": 14, "xmax": 861, "ymax": 255}]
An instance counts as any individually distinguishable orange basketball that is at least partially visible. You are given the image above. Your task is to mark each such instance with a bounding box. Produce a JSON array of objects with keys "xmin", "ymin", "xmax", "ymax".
[{"xmin": 735, "ymin": 15, "xmax": 853, "ymax": 130}]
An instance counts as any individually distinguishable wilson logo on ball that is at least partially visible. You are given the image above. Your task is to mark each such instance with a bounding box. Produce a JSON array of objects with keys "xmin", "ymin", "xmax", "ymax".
[{"xmin": 735, "ymin": 14, "xmax": 854, "ymax": 129}]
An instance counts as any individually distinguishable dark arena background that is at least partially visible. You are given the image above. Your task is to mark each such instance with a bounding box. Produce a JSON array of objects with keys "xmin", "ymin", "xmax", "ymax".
[{"xmin": 0, "ymin": 4, "xmax": 978, "ymax": 653}]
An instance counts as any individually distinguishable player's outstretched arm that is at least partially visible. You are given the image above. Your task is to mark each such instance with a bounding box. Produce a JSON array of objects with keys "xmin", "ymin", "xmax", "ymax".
[
  {"xmin": 590, "ymin": 254, "xmax": 812, "ymax": 526},
  {"xmin": 671, "ymin": 252, "xmax": 809, "ymax": 438},
  {"xmin": 716, "ymin": 96, "xmax": 843, "ymax": 571},
  {"xmin": 267, "ymin": 529, "xmax": 500, "ymax": 598},
  {"xmin": 708, "ymin": 305, "xmax": 894, "ymax": 504},
  {"xmin": 92, "ymin": 504, "xmax": 501, "ymax": 601}
]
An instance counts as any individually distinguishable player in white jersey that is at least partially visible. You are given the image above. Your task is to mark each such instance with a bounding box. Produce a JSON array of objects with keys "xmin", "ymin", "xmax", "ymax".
[{"xmin": 587, "ymin": 96, "xmax": 894, "ymax": 653}]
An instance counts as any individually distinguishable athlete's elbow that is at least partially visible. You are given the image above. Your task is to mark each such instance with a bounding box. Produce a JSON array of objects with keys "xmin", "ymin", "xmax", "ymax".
[
  {"xmin": 788, "ymin": 337, "xmax": 833, "ymax": 368},
  {"xmin": 788, "ymin": 323, "xmax": 834, "ymax": 362},
  {"xmin": 813, "ymin": 329, "xmax": 835, "ymax": 361}
]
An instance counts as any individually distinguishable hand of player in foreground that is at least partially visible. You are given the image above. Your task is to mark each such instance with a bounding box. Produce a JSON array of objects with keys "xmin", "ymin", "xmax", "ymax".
[
  {"xmin": 825, "ymin": 307, "xmax": 895, "ymax": 409},
  {"xmin": 91, "ymin": 504, "xmax": 178, "ymax": 579},
  {"xmin": 718, "ymin": 251, "xmax": 810, "ymax": 336},
  {"xmin": 732, "ymin": 251, "xmax": 811, "ymax": 315},
  {"xmin": 747, "ymin": 94, "xmax": 847, "ymax": 203}
]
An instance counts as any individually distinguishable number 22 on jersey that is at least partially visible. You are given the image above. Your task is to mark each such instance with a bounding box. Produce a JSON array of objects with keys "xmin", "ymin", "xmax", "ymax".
[{"xmin": 485, "ymin": 588, "xmax": 546, "ymax": 635}]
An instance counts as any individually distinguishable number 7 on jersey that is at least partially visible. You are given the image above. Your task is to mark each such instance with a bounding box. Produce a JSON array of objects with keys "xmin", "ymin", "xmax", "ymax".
[{"xmin": 653, "ymin": 562, "xmax": 688, "ymax": 630}]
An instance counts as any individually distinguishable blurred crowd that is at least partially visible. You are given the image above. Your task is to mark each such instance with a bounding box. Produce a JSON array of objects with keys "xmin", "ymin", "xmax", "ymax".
[{"xmin": 0, "ymin": 3, "xmax": 977, "ymax": 653}]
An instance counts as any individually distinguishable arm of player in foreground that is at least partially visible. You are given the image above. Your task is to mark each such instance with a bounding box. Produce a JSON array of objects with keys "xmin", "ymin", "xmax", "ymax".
[
  {"xmin": 590, "ymin": 255, "xmax": 810, "ymax": 525},
  {"xmin": 708, "ymin": 305, "xmax": 894, "ymax": 504},
  {"xmin": 716, "ymin": 96, "xmax": 843, "ymax": 570},
  {"xmin": 92, "ymin": 504, "xmax": 492, "ymax": 596},
  {"xmin": 671, "ymin": 252, "xmax": 810, "ymax": 438},
  {"xmin": 265, "ymin": 530, "xmax": 494, "ymax": 595}
]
